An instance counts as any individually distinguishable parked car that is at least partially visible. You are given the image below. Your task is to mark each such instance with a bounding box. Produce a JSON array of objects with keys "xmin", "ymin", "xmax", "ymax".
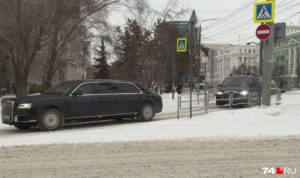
[
  {"xmin": 216, "ymin": 75, "xmax": 258, "ymax": 107},
  {"xmin": 1, "ymin": 80, "xmax": 163, "ymax": 131}
]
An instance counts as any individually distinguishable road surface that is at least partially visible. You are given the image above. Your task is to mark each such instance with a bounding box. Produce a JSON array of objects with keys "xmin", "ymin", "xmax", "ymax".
[{"xmin": 1, "ymin": 137, "xmax": 299, "ymax": 178}]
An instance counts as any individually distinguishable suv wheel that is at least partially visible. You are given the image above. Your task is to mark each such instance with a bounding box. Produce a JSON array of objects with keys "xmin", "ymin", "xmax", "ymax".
[
  {"xmin": 14, "ymin": 123, "xmax": 32, "ymax": 130},
  {"xmin": 139, "ymin": 103, "xmax": 154, "ymax": 122},
  {"xmin": 38, "ymin": 108, "xmax": 64, "ymax": 131}
]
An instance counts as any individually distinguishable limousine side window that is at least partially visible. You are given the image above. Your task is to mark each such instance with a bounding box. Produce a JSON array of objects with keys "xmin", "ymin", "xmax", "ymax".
[
  {"xmin": 115, "ymin": 83, "xmax": 141, "ymax": 94},
  {"xmin": 76, "ymin": 83, "xmax": 118, "ymax": 95}
]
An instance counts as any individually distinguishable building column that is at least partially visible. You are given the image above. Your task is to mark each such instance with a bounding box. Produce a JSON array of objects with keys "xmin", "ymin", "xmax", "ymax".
[
  {"xmin": 288, "ymin": 48, "xmax": 291, "ymax": 75},
  {"xmin": 293, "ymin": 47, "xmax": 297, "ymax": 77}
]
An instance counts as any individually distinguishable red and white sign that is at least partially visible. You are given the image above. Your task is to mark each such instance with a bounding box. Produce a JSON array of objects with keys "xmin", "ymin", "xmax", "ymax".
[{"xmin": 256, "ymin": 24, "xmax": 272, "ymax": 40}]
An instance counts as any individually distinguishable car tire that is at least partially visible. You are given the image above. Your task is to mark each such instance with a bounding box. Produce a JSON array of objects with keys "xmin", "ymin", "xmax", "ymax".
[
  {"xmin": 138, "ymin": 103, "xmax": 154, "ymax": 122},
  {"xmin": 14, "ymin": 123, "xmax": 32, "ymax": 130},
  {"xmin": 38, "ymin": 108, "xmax": 64, "ymax": 131}
]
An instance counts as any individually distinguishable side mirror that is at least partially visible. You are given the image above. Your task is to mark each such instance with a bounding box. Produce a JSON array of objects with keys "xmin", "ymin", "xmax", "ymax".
[{"xmin": 72, "ymin": 90, "xmax": 83, "ymax": 96}]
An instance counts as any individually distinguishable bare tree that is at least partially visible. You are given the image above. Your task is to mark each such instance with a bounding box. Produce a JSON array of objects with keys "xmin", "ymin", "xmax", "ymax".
[
  {"xmin": 42, "ymin": 0, "xmax": 120, "ymax": 91},
  {"xmin": 0, "ymin": 0, "xmax": 49, "ymax": 97},
  {"xmin": 154, "ymin": 0, "xmax": 189, "ymax": 21}
]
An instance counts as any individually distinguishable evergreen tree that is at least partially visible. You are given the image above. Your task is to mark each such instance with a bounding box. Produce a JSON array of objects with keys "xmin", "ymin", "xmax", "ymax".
[{"xmin": 94, "ymin": 38, "xmax": 109, "ymax": 79}]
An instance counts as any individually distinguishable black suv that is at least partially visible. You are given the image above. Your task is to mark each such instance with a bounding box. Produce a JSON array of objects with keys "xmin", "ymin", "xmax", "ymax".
[
  {"xmin": 216, "ymin": 75, "xmax": 258, "ymax": 106},
  {"xmin": 1, "ymin": 80, "xmax": 163, "ymax": 131}
]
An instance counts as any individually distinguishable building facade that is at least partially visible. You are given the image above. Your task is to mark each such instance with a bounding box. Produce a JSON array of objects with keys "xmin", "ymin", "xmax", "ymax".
[
  {"xmin": 274, "ymin": 31, "xmax": 300, "ymax": 89},
  {"xmin": 206, "ymin": 44, "xmax": 259, "ymax": 83}
]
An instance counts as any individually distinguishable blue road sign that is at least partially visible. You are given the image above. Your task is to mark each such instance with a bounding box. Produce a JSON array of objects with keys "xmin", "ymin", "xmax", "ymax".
[
  {"xmin": 254, "ymin": 1, "xmax": 275, "ymax": 23},
  {"xmin": 177, "ymin": 38, "xmax": 187, "ymax": 52}
]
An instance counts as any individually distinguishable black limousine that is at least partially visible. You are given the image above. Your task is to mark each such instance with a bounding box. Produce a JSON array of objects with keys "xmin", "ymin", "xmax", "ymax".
[{"xmin": 1, "ymin": 80, "xmax": 163, "ymax": 131}]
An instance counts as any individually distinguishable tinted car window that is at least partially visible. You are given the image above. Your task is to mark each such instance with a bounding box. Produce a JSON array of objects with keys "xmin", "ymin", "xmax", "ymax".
[
  {"xmin": 135, "ymin": 83, "xmax": 151, "ymax": 94},
  {"xmin": 222, "ymin": 77, "xmax": 249, "ymax": 87},
  {"xmin": 115, "ymin": 83, "xmax": 141, "ymax": 93},
  {"xmin": 44, "ymin": 81, "xmax": 75, "ymax": 95},
  {"xmin": 77, "ymin": 83, "xmax": 118, "ymax": 94}
]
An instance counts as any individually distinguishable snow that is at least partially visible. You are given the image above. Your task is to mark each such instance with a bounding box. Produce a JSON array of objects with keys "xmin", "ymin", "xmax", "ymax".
[{"xmin": 1, "ymin": 91, "xmax": 300, "ymax": 147}]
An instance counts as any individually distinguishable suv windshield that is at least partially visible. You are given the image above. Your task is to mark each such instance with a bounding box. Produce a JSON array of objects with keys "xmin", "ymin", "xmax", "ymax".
[
  {"xmin": 221, "ymin": 77, "xmax": 249, "ymax": 87},
  {"xmin": 44, "ymin": 81, "xmax": 75, "ymax": 95}
]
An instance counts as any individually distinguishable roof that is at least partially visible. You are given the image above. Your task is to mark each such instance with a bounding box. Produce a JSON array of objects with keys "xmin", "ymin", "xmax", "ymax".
[
  {"xmin": 63, "ymin": 79, "xmax": 131, "ymax": 84},
  {"xmin": 287, "ymin": 31, "xmax": 300, "ymax": 39}
]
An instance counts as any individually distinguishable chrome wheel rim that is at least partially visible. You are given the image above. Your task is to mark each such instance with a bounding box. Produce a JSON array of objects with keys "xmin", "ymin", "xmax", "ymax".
[
  {"xmin": 43, "ymin": 112, "xmax": 60, "ymax": 129},
  {"xmin": 143, "ymin": 105, "xmax": 153, "ymax": 120}
]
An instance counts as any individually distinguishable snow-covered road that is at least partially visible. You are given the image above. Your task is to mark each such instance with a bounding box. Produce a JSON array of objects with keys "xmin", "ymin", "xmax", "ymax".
[{"xmin": 1, "ymin": 91, "xmax": 300, "ymax": 147}]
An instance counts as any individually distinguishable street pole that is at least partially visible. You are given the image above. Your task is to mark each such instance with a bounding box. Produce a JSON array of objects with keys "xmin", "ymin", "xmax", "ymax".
[
  {"xmin": 258, "ymin": 37, "xmax": 263, "ymax": 106},
  {"xmin": 198, "ymin": 25, "xmax": 202, "ymax": 82},
  {"xmin": 189, "ymin": 25, "xmax": 194, "ymax": 118},
  {"xmin": 82, "ymin": 50, "xmax": 86, "ymax": 80},
  {"xmin": 81, "ymin": 41, "xmax": 90, "ymax": 80},
  {"xmin": 262, "ymin": 22, "xmax": 274, "ymax": 106},
  {"xmin": 210, "ymin": 50, "xmax": 214, "ymax": 86},
  {"xmin": 189, "ymin": 10, "xmax": 197, "ymax": 119},
  {"xmin": 172, "ymin": 44, "xmax": 175, "ymax": 100}
]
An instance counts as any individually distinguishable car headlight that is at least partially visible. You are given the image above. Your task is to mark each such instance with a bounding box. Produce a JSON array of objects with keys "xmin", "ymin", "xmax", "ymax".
[
  {"xmin": 217, "ymin": 91, "xmax": 223, "ymax": 95},
  {"xmin": 17, "ymin": 103, "xmax": 32, "ymax": 109},
  {"xmin": 239, "ymin": 90, "xmax": 249, "ymax": 96}
]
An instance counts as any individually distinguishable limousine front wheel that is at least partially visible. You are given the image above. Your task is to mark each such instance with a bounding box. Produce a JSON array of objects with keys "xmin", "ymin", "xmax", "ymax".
[
  {"xmin": 38, "ymin": 108, "xmax": 63, "ymax": 131},
  {"xmin": 139, "ymin": 103, "xmax": 154, "ymax": 121}
]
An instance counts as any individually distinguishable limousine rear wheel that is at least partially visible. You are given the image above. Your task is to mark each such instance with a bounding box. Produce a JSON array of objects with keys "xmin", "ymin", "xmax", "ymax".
[
  {"xmin": 38, "ymin": 108, "xmax": 63, "ymax": 131},
  {"xmin": 139, "ymin": 103, "xmax": 154, "ymax": 121}
]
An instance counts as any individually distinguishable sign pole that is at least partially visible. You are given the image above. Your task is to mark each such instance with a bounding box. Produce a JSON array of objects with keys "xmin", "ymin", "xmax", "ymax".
[
  {"xmin": 258, "ymin": 38, "xmax": 263, "ymax": 106},
  {"xmin": 253, "ymin": 0, "xmax": 275, "ymax": 106},
  {"xmin": 189, "ymin": 26, "xmax": 194, "ymax": 118},
  {"xmin": 189, "ymin": 10, "xmax": 197, "ymax": 118},
  {"xmin": 172, "ymin": 44, "xmax": 175, "ymax": 100},
  {"xmin": 262, "ymin": 22, "xmax": 274, "ymax": 106}
]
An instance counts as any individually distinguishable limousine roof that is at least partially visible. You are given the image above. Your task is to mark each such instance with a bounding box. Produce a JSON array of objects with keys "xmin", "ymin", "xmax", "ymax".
[{"xmin": 69, "ymin": 79, "xmax": 134, "ymax": 84}]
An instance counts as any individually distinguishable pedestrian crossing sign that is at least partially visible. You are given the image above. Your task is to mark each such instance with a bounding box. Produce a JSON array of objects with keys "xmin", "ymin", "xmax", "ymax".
[
  {"xmin": 177, "ymin": 38, "xmax": 187, "ymax": 52},
  {"xmin": 254, "ymin": 1, "xmax": 275, "ymax": 23}
]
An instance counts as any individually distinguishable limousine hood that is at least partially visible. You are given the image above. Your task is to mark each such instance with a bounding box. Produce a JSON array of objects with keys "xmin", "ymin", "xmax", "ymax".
[{"xmin": 2, "ymin": 95, "xmax": 63, "ymax": 104}]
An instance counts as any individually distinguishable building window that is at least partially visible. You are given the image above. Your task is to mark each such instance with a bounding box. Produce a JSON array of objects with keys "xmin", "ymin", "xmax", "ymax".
[
  {"xmin": 238, "ymin": 57, "xmax": 242, "ymax": 63},
  {"xmin": 244, "ymin": 49, "xmax": 247, "ymax": 53},
  {"xmin": 248, "ymin": 49, "xmax": 251, "ymax": 53},
  {"xmin": 240, "ymin": 49, "xmax": 242, "ymax": 53},
  {"xmin": 253, "ymin": 49, "xmax": 256, "ymax": 53}
]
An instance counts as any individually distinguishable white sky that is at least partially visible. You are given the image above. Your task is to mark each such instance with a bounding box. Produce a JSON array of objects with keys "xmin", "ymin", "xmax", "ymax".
[{"xmin": 109, "ymin": 0, "xmax": 300, "ymax": 45}]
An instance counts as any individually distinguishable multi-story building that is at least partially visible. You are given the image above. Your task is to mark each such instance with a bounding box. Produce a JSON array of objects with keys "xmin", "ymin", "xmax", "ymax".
[
  {"xmin": 202, "ymin": 43, "xmax": 229, "ymax": 84},
  {"xmin": 205, "ymin": 44, "xmax": 259, "ymax": 83},
  {"xmin": 274, "ymin": 31, "xmax": 300, "ymax": 89}
]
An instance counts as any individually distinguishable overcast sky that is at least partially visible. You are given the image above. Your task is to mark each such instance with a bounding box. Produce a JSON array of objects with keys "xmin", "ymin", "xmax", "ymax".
[{"xmin": 109, "ymin": 0, "xmax": 300, "ymax": 45}]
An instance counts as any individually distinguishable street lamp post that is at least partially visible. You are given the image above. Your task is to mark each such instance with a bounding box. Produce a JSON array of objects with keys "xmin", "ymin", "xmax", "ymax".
[
  {"xmin": 81, "ymin": 41, "xmax": 90, "ymax": 80},
  {"xmin": 198, "ymin": 18, "xmax": 220, "ymax": 84}
]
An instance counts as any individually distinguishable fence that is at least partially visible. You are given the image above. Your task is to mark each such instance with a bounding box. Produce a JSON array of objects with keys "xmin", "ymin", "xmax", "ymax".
[{"xmin": 176, "ymin": 87, "xmax": 282, "ymax": 119}]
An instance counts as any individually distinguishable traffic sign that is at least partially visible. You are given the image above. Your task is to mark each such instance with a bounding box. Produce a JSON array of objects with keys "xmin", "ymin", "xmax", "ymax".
[
  {"xmin": 177, "ymin": 38, "xmax": 187, "ymax": 52},
  {"xmin": 256, "ymin": 24, "xmax": 272, "ymax": 40},
  {"xmin": 254, "ymin": 1, "xmax": 275, "ymax": 23}
]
